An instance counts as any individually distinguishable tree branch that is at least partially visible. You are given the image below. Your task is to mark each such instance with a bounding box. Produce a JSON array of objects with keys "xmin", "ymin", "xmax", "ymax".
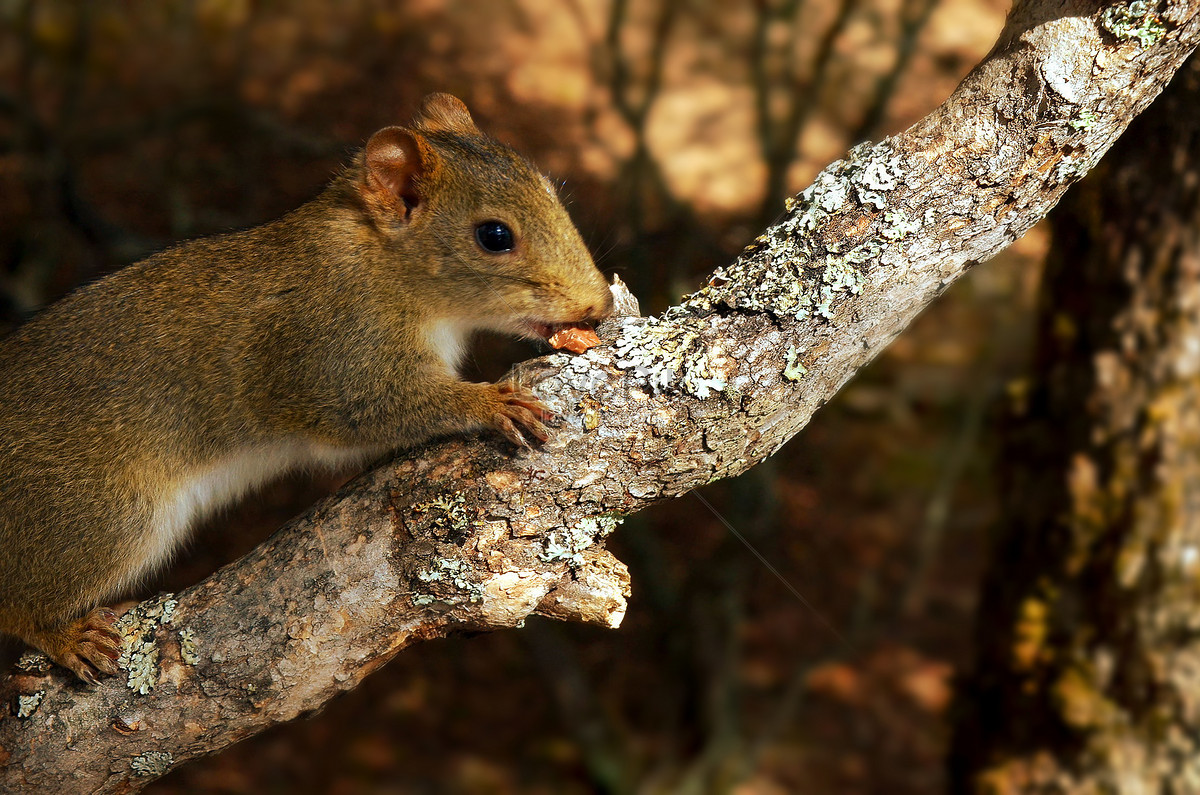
[{"xmin": 2, "ymin": 0, "xmax": 1198, "ymax": 791}]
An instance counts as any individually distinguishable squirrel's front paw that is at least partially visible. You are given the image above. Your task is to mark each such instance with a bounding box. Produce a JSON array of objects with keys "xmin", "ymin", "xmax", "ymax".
[{"xmin": 490, "ymin": 382, "xmax": 554, "ymax": 448}]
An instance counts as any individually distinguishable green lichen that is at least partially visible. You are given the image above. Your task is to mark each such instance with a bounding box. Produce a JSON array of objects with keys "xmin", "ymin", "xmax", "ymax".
[
  {"xmin": 814, "ymin": 287, "xmax": 835, "ymax": 320},
  {"xmin": 115, "ymin": 593, "xmax": 178, "ymax": 694},
  {"xmin": 880, "ymin": 209, "xmax": 920, "ymax": 240},
  {"xmin": 1052, "ymin": 157, "xmax": 1079, "ymax": 183},
  {"xmin": 855, "ymin": 150, "xmax": 904, "ymax": 209},
  {"xmin": 1067, "ymin": 108, "xmax": 1099, "ymax": 131},
  {"xmin": 123, "ymin": 640, "xmax": 159, "ymax": 695},
  {"xmin": 411, "ymin": 593, "xmax": 437, "ymax": 606},
  {"xmin": 412, "ymin": 493, "xmax": 474, "ymax": 535},
  {"xmin": 783, "ymin": 346, "xmax": 808, "ymax": 381},
  {"xmin": 822, "ymin": 259, "xmax": 866, "ymax": 295},
  {"xmin": 609, "ymin": 140, "xmax": 914, "ymax": 400},
  {"xmin": 540, "ymin": 530, "xmax": 587, "ymax": 566},
  {"xmin": 687, "ymin": 139, "xmax": 911, "ymax": 324},
  {"xmin": 417, "ymin": 557, "xmax": 460, "ymax": 585},
  {"xmin": 14, "ymin": 651, "xmax": 51, "ymax": 674},
  {"xmin": 1101, "ymin": 1, "xmax": 1167, "ymax": 46},
  {"xmin": 178, "ymin": 628, "xmax": 199, "ymax": 666},
  {"xmin": 414, "ymin": 557, "xmax": 484, "ymax": 603},
  {"xmin": 611, "ymin": 311, "xmax": 728, "ymax": 399},
  {"xmin": 130, "ymin": 750, "xmax": 174, "ymax": 777},
  {"xmin": 539, "ymin": 516, "xmax": 624, "ymax": 568},
  {"xmin": 16, "ymin": 691, "xmax": 44, "ymax": 718},
  {"xmin": 578, "ymin": 515, "xmax": 622, "ymax": 538}
]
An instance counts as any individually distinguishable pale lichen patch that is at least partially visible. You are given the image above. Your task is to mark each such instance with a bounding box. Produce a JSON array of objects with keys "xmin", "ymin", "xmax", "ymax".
[
  {"xmin": 822, "ymin": 259, "xmax": 867, "ymax": 295},
  {"xmin": 535, "ymin": 346, "xmax": 617, "ymax": 406},
  {"xmin": 130, "ymin": 750, "xmax": 173, "ymax": 777},
  {"xmin": 880, "ymin": 209, "xmax": 920, "ymax": 241},
  {"xmin": 1068, "ymin": 109, "xmax": 1099, "ymax": 132},
  {"xmin": 539, "ymin": 516, "xmax": 623, "ymax": 568},
  {"xmin": 855, "ymin": 148, "xmax": 905, "ymax": 209},
  {"xmin": 178, "ymin": 628, "xmax": 199, "ymax": 666},
  {"xmin": 1101, "ymin": 0, "xmax": 1167, "ymax": 46},
  {"xmin": 122, "ymin": 642, "xmax": 158, "ymax": 696},
  {"xmin": 1050, "ymin": 147, "xmax": 1105, "ymax": 185},
  {"xmin": 783, "ymin": 346, "xmax": 808, "ymax": 381},
  {"xmin": 115, "ymin": 594, "xmax": 179, "ymax": 695},
  {"xmin": 14, "ymin": 651, "xmax": 51, "ymax": 674},
  {"xmin": 686, "ymin": 139, "xmax": 913, "ymax": 324},
  {"xmin": 15, "ymin": 691, "xmax": 44, "ymax": 718},
  {"xmin": 611, "ymin": 311, "xmax": 729, "ymax": 399},
  {"xmin": 413, "ymin": 557, "xmax": 485, "ymax": 604},
  {"xmin": 411, "ymin": 493, "xmax": 474, "ymax": 536}
]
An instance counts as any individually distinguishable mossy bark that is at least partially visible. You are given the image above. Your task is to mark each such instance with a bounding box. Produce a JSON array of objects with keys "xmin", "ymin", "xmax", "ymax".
[{"xmin": 953, "ymin": 54, "xmax": 1200, "ymax": 793}]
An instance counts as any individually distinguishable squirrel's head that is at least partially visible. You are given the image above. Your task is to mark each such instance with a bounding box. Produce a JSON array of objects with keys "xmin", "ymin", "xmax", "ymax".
[{"xmin": 355, "ymin": 93, "xmax": 613, "ymax": 341}]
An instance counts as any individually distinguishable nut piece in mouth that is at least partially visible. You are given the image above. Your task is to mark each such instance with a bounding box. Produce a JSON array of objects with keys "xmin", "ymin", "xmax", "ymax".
[{"xmin": 547, "ymin": 324, "xmax": 602, "ymax": 354}]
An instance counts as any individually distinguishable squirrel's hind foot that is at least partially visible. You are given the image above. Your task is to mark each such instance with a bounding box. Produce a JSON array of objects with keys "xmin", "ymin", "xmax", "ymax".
[{"xmin": 32, "ymin": 607, "xmax": 122, "ymax": 684}]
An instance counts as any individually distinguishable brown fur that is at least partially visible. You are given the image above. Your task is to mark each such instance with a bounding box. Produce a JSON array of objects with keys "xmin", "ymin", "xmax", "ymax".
[{"xmin": 0, "ymin": 94, "xmax": 612, "ymax": 681}]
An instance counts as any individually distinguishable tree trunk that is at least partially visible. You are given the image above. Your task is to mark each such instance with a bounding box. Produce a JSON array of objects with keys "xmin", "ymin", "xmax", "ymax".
[
  {"xmin": 2, "ymin": 1, "xmax": 1199, "ymax": 792},
  {"xmin": 952, "ymin": 52, "xmax": 1200, "ymax": 793}
]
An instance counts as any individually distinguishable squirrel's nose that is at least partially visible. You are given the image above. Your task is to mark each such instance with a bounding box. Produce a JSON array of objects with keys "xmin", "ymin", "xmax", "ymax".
[{"xmin": 588, "ymin": 289, "xmax": 615, "ymax": 321}]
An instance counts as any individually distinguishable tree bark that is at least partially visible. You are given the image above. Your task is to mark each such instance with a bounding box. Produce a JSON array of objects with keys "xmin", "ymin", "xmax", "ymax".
[
  {"xmin": 952, "ymin": 51, "xmax": 1200, "ymax": 793},
  {"xmin": 2, "ymin": 1, "xmax": 1199, "ymax": 791}
]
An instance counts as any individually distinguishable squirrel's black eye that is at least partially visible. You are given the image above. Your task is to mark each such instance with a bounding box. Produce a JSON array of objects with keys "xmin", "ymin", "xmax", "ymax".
[{"xmin": 475, "ymin": 221, "xmax": 515, "ymax": 253}]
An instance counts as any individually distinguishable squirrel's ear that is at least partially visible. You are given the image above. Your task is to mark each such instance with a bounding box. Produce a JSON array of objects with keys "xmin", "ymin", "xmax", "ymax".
[
  {"xmin": 363, "ymin": 126, "xmax": 429, "ymax": 216},
  {"xmin": 411, "ymin": 93, "xmax": 480, "ymax": 137}
]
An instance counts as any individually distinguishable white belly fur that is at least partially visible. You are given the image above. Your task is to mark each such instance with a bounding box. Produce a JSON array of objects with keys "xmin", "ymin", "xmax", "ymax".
[
  {"xmin": 426, "ymin": 319, "xmax": 473, "ymax": 372},
  {"xmin": 130, "ymin": 440, "xmax": 380, "ymax": 588}
]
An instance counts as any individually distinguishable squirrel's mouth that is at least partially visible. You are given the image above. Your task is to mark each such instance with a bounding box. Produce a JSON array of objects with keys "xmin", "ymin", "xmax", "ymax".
[
  {"xmin": 520, "ymin": 319, "xmax": 604, "ymax": 354},
  {"xmin": 518, "ymin": 295, "xmax": 614, "ymax": 342},
  {"xmin": 522, "ymin": 320, "xmax": 568, "ymax": 340}
]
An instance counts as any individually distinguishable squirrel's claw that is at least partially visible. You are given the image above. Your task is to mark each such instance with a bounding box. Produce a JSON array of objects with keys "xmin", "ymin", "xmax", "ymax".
[
  {"xmin": 493, "ymin": 383, "xmax": 553, "ymax": 447},
  {"xmin": 53, "ymin": 606, "xmax": 122, "ymax": 684},
  {"xmin": 493, "ymin": 413, "xmax": 533, "ymax": 449}
]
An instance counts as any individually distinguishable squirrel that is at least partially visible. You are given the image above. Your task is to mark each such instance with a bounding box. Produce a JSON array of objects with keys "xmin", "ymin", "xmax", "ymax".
[{"xmin": 0, "ymin": 93, "xmax": 614, "ymax": 682}]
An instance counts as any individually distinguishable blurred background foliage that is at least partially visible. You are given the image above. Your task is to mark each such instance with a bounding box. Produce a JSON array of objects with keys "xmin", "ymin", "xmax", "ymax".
[{"xmin": 0, "ymin": 0, "xmax": 1050, "ymax": 792}]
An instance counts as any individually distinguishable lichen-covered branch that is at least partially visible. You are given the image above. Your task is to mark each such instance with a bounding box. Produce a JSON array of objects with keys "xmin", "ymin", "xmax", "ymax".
[{"xmin": 2, "ymin": 0, "xmax": 1199, "ymax": 791}]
